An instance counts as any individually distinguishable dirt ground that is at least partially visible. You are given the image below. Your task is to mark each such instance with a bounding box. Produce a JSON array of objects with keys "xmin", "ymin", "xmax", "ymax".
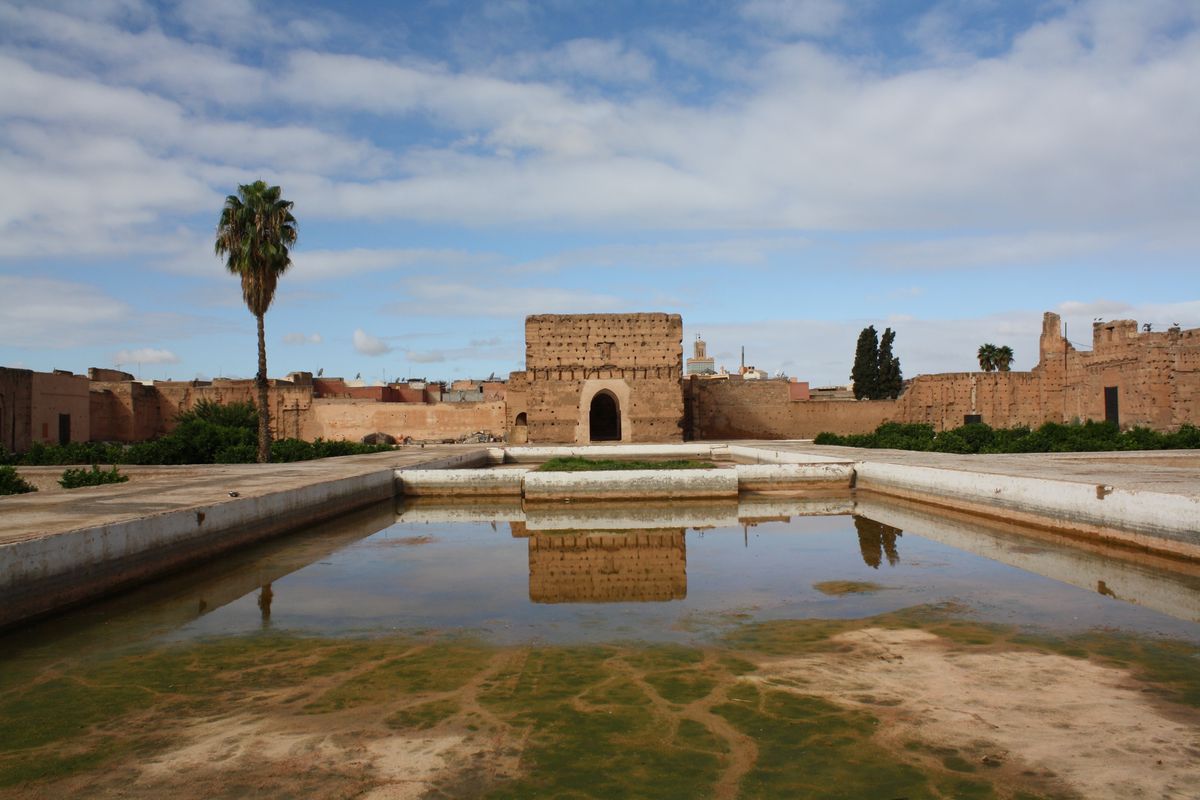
[{"xmin": 753, "ymin": 627, "xmax": 1200, "ymax": 799}]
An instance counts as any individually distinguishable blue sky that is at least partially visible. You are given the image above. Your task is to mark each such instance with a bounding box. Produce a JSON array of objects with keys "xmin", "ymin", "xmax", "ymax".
[{"xmin": 1, "ymin": 0, "xmax": 1197, "ymax": 386}]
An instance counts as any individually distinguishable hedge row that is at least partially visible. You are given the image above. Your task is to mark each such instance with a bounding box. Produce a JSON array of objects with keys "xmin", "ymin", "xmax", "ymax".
[
  {"xmin": 1, "ymin": 400, "xmax": 393, "ymax": 466},
  {"xmin": 813, "ymin": 420, "xmax": 1200, "ymax": 454}
]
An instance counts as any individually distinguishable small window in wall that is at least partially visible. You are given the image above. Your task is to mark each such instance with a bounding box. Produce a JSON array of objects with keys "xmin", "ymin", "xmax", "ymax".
[
  {"xmin": 964, "ymin": 414, "xmax": 983, "ymax": 425},
  {"xmin": 58, "ymin": 413, "xmax": 71, "ymax": 445},
  {"xmin": 42, "ymin": 422, "xmax": 49, "ymax": 440}
]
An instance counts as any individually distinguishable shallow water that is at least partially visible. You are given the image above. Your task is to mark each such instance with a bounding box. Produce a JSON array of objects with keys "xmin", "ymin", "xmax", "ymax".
[{"xmin": 2, "ymin": 496, "xmax": 1198, "ymax": 798}]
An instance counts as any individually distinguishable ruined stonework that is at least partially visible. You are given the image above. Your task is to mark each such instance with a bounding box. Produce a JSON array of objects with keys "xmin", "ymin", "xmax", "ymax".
[
  {"xmin": 891, "ymin": 312, "xmax": 1200, "ymax": 431},
  {"xmin": 511, "ymin": 313, "xmax": 684, "ymax": 444},
  {"xmin": 688, "ymin": 311, "xmax": 1200, "ymax": 439},
  {"xmin": 524, "ymin": 530, "xmax": 687, "ymax": 603}
]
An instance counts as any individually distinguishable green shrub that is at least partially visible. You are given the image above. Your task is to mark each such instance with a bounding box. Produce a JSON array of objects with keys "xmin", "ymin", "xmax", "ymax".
[
  {"xmin": 270, "ymin": 438, "xmax": 316, "ymax": 462},
  {"xmin": 814, "ymin": 418, "xmax": 1200, "ymax": 454},
  {"xmin": 58, "ymin": 465, "xmax": 128, "ymax": 489},
  {"xmin": 19, "ymin": 441, "xmax": 124, "ymax": 466},
  {"xmin": 0, "ymin": 465, "xmax": 37, "ymax": 495},
  {"xmin": 929, "ymin": 430, "xmax": 972, "ymax": 454},
  {"xmin": 214, "ymin": 443, "xmax": 257, "ymax": 464}
]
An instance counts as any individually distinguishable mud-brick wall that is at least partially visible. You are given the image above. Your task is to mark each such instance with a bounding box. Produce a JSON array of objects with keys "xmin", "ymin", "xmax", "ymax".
[
  {"xmin": 29, "ymin": 372, "xmax": 90, "ymax": 445},
  {"xmin": 308, "ymin": 399, "xmax": 506, "ymax": 442},
  {"xmin": 527, "ymin": 531, "xmax": 687, "ymax": 603},
  {"xmin": 152, "ymin": 382, "xmax": 315, "ymax": 440},
  {"xmin": 89, "ymin": 381, "xmax": 162, "ymax": 442},
  {"xmin": 1058, "ymin": 324, "xmax": 1200, "ymax": 429},
  {"xmin": 522, "ymin": 313, "xmax": 684, "ymax": 444},
  {"xmin": 893, "ymin": 371, "xmax": 1046, "ymax": 431},
  {"xmin": 525, "ymin": 313, "xmax": 682, "ymax": 370},
  {"xmin": 689, "ymin": 378, "xmax": 894, "ymax": 439},
  {"xmin": 0, "ymin": 368, "xmax": 33, "ymax": 454}
]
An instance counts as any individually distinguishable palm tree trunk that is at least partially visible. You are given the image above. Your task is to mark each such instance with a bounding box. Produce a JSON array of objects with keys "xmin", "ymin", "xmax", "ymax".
[{"xmin": 256, "ymin": 312, "xmax": 271, "ymax": 463}]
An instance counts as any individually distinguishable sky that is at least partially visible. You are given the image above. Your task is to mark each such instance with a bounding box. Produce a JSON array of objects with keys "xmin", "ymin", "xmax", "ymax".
[{"xmin": 1, "ymin": 0, "xmax": 1198, "ymax": 387}]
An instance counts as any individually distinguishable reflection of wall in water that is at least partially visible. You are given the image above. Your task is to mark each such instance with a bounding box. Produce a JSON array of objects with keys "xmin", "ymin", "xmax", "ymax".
[
  {"xmin": 514, "ymin": 525, "xmax": 687, "ymax": 603},
  {"xmin": 855, "ymin": 516, "xmax": 902, "ymax": 569}
]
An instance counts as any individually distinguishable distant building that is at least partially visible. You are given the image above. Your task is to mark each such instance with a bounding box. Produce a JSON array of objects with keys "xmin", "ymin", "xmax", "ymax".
[{"xmin": 685, "ymin": 335, "xmax": 716, "ymax": 375}]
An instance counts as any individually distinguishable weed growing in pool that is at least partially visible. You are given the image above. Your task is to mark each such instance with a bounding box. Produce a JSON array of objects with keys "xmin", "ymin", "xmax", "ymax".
[{"xmin": 537, "ymin": 456, "xmax": 716, "ymax": 472}]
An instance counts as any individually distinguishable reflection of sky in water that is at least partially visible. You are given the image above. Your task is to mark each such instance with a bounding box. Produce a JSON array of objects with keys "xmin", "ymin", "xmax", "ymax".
[{"xmin": 177, "ymin": 512, "xmax": 1200, "ymax": 646}]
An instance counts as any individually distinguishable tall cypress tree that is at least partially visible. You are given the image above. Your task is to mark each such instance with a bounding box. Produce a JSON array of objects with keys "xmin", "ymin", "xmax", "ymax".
[
  {"xmin": 851, "ymin": 326, "xmax": 879, "ymax": 400},
  {"xmin": 877, "ymin": 327, "xmax": 903, "ymax": 399}
]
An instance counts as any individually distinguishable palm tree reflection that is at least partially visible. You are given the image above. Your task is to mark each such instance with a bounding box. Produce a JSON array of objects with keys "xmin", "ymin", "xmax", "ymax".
[{"xmin": 854, "ymin": 517, "xmax": 902, "ymax": 568}]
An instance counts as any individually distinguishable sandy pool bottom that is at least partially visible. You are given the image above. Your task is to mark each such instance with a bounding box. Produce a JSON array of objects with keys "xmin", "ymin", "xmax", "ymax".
[{"xmin": 1, "ymin": 607, "xmax": 1198, "ymax": 800}]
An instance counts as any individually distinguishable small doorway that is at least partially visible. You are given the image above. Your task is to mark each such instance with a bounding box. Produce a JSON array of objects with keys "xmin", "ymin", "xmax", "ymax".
[
  {"xmin": 589, "ymin": 392, "xmax": 621, "ymax": 442},
  {"xmin": 58, "ymin": 413, "xmax": 71, "ymax": 445},
  {"xmin": 512, "ymin": 412, "xmax": 528, "ymax": 444},
  {"xmin": 1104, "ymin": 387, "xmax": 1119, "ymax": 426}
]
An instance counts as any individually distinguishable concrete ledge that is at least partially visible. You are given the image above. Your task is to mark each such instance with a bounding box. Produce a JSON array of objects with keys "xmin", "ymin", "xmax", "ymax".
[
  {"xmin": 856, "ymin": 461, "xmax": 1200, "ymax": 559},
  {"xmin": 855, "ymin": 496, "xmax": 1200, "ymax": 624},
  {"xmin": 735, "ymin": 463, "xmax": 855, "ymax": 492},
  {"xmin": 395, "ymin": 449, "xmax": 494, "ymax": 471},
  {"xmin": 0, "ymin": 469, "xmax": 395, "ymax": 630},
  {"xmin": 396, "ymin": 468, "xmax": 526, "ymax": 497},
  {"xmin": 523, "ymin": 468, "xmax": 738, "ymax": 502}
]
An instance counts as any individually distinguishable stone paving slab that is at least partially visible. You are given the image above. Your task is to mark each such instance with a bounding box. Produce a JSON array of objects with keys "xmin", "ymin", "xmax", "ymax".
[
  {"xmin": 0, "ymin": 445, "xmax": 487, "ymax": 547},
  {"xmin": 743, "ymin": 442, "xmax": 1200, "ymax": 498}
]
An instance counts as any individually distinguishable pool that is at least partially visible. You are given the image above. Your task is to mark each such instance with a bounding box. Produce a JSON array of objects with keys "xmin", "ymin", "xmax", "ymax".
[{"xmin": 1, "ymin": 497, "xmax": 1197, "ymax": 798}]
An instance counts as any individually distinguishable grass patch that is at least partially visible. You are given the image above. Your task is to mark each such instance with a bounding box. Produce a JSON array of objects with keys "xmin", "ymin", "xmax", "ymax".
[{"xmin": 537, "ymin": 456, "xmax": 716, "ymax": 472}]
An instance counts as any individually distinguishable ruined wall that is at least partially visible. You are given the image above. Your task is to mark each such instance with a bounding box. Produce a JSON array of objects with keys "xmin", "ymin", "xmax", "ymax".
[
  {"xmin": 689, "ymin": 378, "xmax": 893, "ymax": 439},
  {"xmin": 89, "ymin": 381, "xmax": 162, "ymax": 442},
  {"xmin": 524, "ymin": 530, "xmax": 687, "ymax": 603},
  {"xmin": 307, "ymin": 399, "xmax": 506, "ymax": 442},
  {"xmin": 891, "ymin": 371, "xmax": 1046, "ymax": 430},
  {"xmin": 0, "ymin": 368, "xmax": 33, "ymax": 454},
  {"xmin": 522, "ymin": 313, "xmax": 684, "ymax": 443},
  {"xmin": 1056, "ymin": 319, "xmax": 1200, "ymax": 429},
  {"xmin": 29, "ymin": 372, "xmax": 90, "ymax": 445}
]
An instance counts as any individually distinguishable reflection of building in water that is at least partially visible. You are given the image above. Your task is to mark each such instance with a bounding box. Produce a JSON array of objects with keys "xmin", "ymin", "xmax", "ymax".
[
  {"xmin": 854, "ymin": 517, "xmax": 902, "ymax": 569},
  {"xmin": 514, "ymin": 524, "xmax": 687, "ymax": 603}
]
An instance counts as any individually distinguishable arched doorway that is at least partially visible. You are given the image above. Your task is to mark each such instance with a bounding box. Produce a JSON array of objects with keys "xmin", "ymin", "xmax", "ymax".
[
  {"xmin": 511, "ymin": 412, "xmax": 528, "ymax": 444},
  {"xmin": 589, "ymin": 391, "xmax": 621, "ymax": 441}
]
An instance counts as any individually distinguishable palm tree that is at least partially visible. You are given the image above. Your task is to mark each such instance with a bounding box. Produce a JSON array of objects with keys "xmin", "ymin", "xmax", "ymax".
[
  {"xmin": 994, "ymin": 345, "xmax": 1014, "ymax": 372},
  {"xmin": 215, "ymin": 181, "xmax": 297, "ymax": 463},
  {"xmin": 977, "ymin": 343, "xmax": 998, "ymax": 372}
]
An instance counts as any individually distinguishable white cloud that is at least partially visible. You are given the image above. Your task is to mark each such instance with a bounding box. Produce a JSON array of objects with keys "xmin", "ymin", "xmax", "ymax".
[
  {"xmin": 388, "ymin": 278, "xmax": 629, "ymax": 318},
  {"xmin": 353, "ymin": 328, "xmax": 393, "ymax": 356},
  {"xmin": 290, "ymin": 248, "xmax": 495, "ymax": 280},
  {"xmin": 740, "ymin": 0, "xmax": 850, "ymax": 37},
  {"xmin": 867, "ymin": 233, "xmax": 1119, "ymax": 270},
  {"xmin": 509, "ymin": 237, "xmax": 807, "ymax": 274},
  {"xmin": 113, "ymin": 347, "xmax": 179, "ymax": 365},
  {"xmin": 1057, "ymin": 299, "xmax": 1133, "ymax": 317},
  {"xmin": 0, "ymin": 276, "xmax": 129, "ymax": 347},
  {"xmin": 500, "ymin": 38, "xmax": 656, "ymax": 84},
  {"xmin": 282, "ymin": 332, "xmax": 322, "ymax": 345},
  {"xmin": 405, "ymin": 350, "xmax": 446, "ymax": 364}
]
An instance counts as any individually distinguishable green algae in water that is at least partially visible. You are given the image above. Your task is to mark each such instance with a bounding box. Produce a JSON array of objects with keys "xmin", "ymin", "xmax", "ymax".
[
  {"xmin": 385, "ymin": 698, "xmax": 461, "ymax": 730},
  {"xmin": 712, "ymin": 683, "xmax": 931, "ymax": 799}
]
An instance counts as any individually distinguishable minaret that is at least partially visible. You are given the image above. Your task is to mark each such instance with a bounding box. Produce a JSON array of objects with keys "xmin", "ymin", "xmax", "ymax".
[{"xmin": 686, "ymin": 334, "xmax": 716, "ymax": 375}]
